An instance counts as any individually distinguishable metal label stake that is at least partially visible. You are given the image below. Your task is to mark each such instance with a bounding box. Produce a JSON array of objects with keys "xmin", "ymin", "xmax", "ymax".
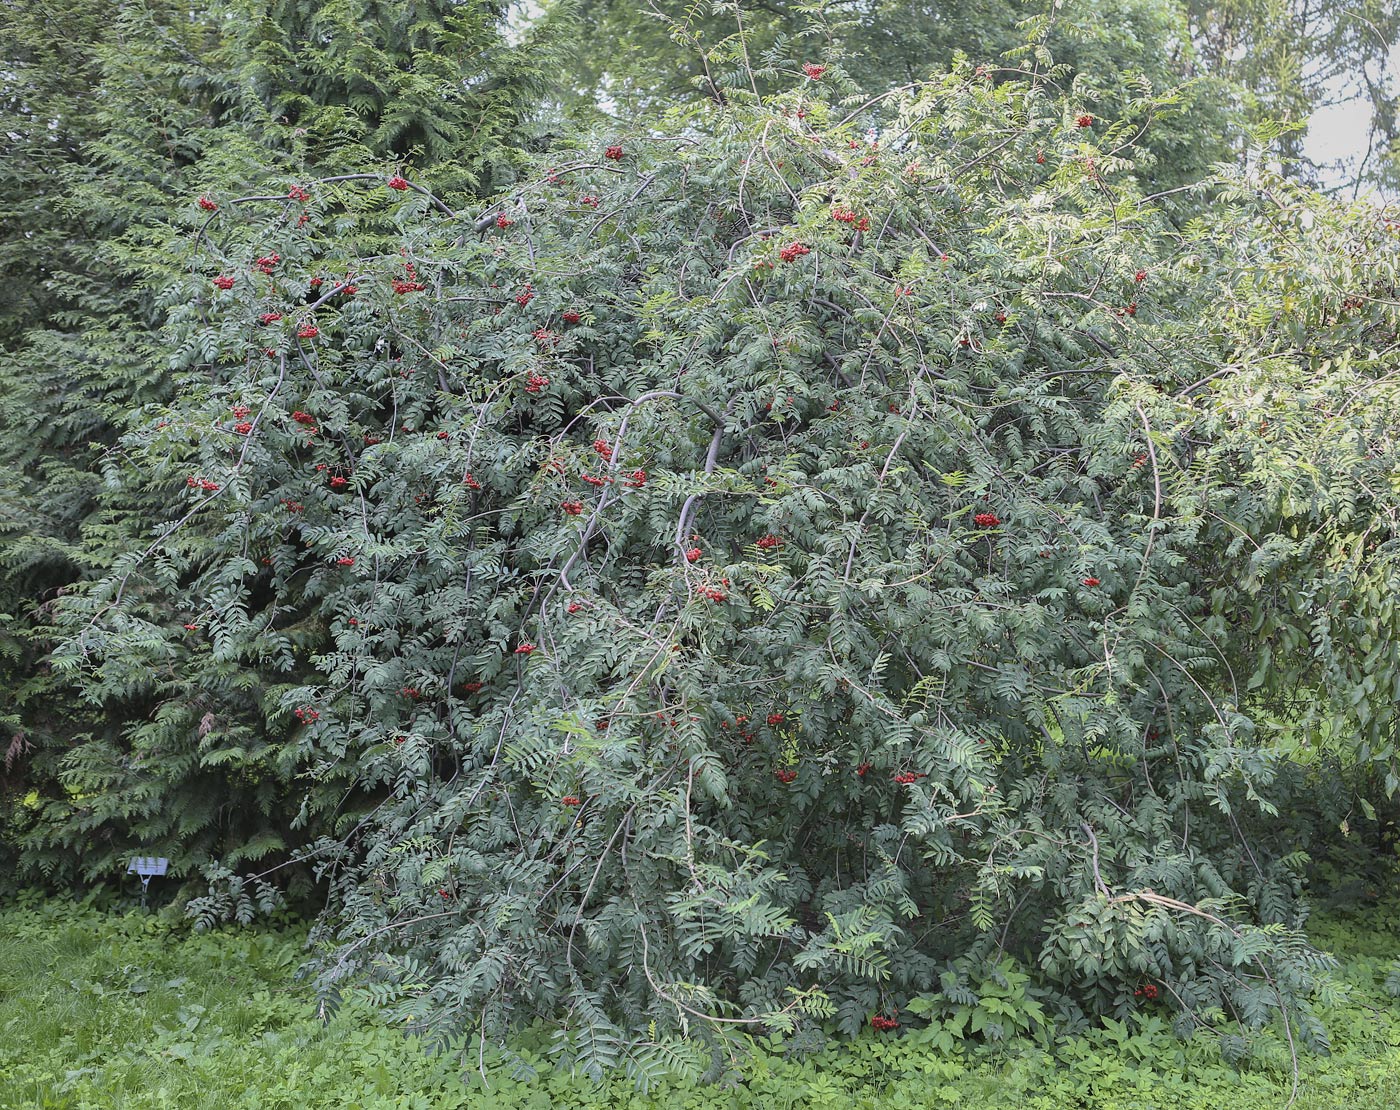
[{"xmin": 126, "ymin": 856, "xmax": 169, "ymax": 908}]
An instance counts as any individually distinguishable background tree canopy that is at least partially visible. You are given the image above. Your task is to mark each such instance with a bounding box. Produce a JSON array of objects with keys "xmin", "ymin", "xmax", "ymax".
[{"xmin": 2, "ymin": 0, "xmax": 1399, "ymax": 1083}]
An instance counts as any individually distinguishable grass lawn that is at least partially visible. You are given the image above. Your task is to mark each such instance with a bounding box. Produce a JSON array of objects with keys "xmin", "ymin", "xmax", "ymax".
[{"xmin": 1, "ymin": 895, "xmax": 1398, "ymax": 1108}]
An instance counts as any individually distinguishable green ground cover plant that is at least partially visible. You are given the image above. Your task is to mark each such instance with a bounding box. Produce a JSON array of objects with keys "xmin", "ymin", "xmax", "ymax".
[{"xmin": 1, "ymin": 895, "xmax": 1398, "ymax": 1109}]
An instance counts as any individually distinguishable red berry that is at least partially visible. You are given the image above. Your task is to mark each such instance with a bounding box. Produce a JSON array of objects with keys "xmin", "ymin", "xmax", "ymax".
[
  {"xmin": 336, "ymin": 556, "xmax": 355, "ymax": 566},
  {"xmin": 1082, "ymin": 576, "xmax": 1101, "ymax": 587},
  {"xmin": 561, "ymin": 795, "xmax": 581, "ymax": 806},
  {"xmin": 778, "ymin": 242, "xmax": 810, "ymax": 263},
  {"xmin": 213, "ymin": 275, "xmax": 235, "ymax": 290},
  {"xmin": 756, "ymin": 534, "xmax": 782, "ymax": 550},
  {"xmin": 567, "ymin": 602, "xmax": 583, "ymax": 614},
  {"xmin": 387, "ymin": 175, "xmax": 410, "ymax": 190},
  {"xmin": 856, "ymin": 761, "xmax": 872, "ymax": 776},
  {"xmin": 288, "ymin": 185, "xmax": 310, "ymax": 201},
  {"xmin": 562, "ymin": 310, "xmax": 581, "ymax": 324},
  {"xmin": 297, "ymin": 324, "xmax": 319, "ymax": 339},
  {"xmin": 1076, "ymin": 113, "xmax": 1094, "ymax": 128},
  {"xmin": 604, "ymin": 145, "xmax": 623, "ymax": 160},
  {"xmin": 561, "ymin": 499, "xmax": 583, "ymax": 515},
  {"xmin": 974, "ymin": 512, "xmax": 1000, "ymax": 528},
  {"xmin": 802, "ymin": 62, "xmax": 827, "ymax": 80},
  {"xmin": 515, "ymin": 642, "xmax": 536, "ymax": 654},
  {"xmin": 495, "ymin": 214, "xmax": 513, "ymax": 228},
  {"xmin": 775, "ymin": 768, "xmax": 797, "ymax": 784},
  {"xmin": 686, "ymin": 547, "xmax": 701, "ymax": 562}
]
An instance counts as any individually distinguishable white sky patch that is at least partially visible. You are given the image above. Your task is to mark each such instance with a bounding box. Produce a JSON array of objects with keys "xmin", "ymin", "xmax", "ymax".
[{"xmin": 1303, "ymin": 42, "xmax": 1399, "ymax": 201}]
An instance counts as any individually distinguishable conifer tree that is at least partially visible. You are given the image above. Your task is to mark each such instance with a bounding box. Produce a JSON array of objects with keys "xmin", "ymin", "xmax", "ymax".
[{"xmin": 0, "ymin": 0, "xmax": 558, "ymax": 891}]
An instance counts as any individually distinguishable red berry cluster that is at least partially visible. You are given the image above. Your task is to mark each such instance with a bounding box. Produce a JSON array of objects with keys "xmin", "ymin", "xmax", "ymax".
[
  {"xmin": 1131, "ymin": 453, "xmax": 1148, "ymax": 469},
  {"xmin": 802, "ymin": 62, "xmax": 827, "ymax": 80},
  {"xmin": 259, "ymin": 313, "xmax": 283, "ymax": 325},
  {"xmin": 974, "ymin": 512, "xmax": 1000, "ymax": 528},
  {"xmin": 292, "ymin": 410, "xmax": 316, "ymax": 426},
  {"xmin": 561, "ymin": 499, "xmax": 583, "ymax": 515},
  {"xmin": 387, "ymin": 175, "xmax": 410, "ymax": 190},
  {"xmin": 186, "ymin": 476, "xmax": 221, "ymax": 491},
  {"xmin": 580, "ymin": 195, "xmax": 600, "ymax": 208},
  {"xmin": 893, "ymin": 771, "xmax": 927, "ymax": 784},
  {"xmin": 401, "ymin": 686, "xmax": 421, "ymax": 699},
  {"xmin": 288, "ymin": 184, "xmax": 310, "ymax": 201},
  {"xmin": 231, "ymin": 404, "xmax": 250, "ymax": 419},
  {"xmin": 233, "ymin": 421, "xmax": 253, "ymax": 435},
  {"xmin": 525, "ymin": 373, "xmax": 549, "ymax": 394},
  {"xmin": 461, "ymin": 681, "xmax": 484, "ymax": 693},
  {"xmin": 686, "ymin": 547, "xmax": 702, "ymax": 562},
  {"xmin": 778, "ymin": 242, "xmax": 810, "ymax": 263},
  {"xmin": 604, "ymin": 145, "xmax": 623, "ymax": 160},
  {"xmin": 624, "ymin": 469, "xmax": 646, "ymax": 488},
  {"xmin": 592, "ymin": 439, "xmax": 613, "ymax": 461},
  {"xmin": 1082, "ymin": 576, "xmax": 1101, "ymax": 587},
  {"xmin": 856, "ymin": 761, "xmax": 872, "ymax": 776},
  {"xmin": 561, "ymin": 795, "xmax": 582, "ymax": 806},
  {"xmin": 1134, "ymin": 269, "xmax": 1147, "ymax": 283},
  {"xmin": 1076, "ymin": 113, "xmax": 1094, "ymax": 128},
  {"xmin": 281, "ymin": 498, "xmax": 303, "ymax": 512},
  {"xmin": 567, "ymin": 602, "xmax": 583, "ymax": 614},
  {"xmin": 830, "ymin": 207, "xmax": 870, "ymax": 232},
  {"xmin": 392, "ymin": 278, "xmax": 426, "ymax": 294},
  {"xmin": 198, "ymin": 196, "xmax": 218, "ymax": 211},
  {"xmin": 515, "ymin": 642, "xmax": 536, "ymax": 655},
  {"xmin": 293, "ymin": 706, "xmax": 320, "ymax": 723},
  {"xmin": 297, "ymin": 324, "xmax": 319, "ymax": 338},
  {"xmin": 254, "ymin": 253, "xmax": 280, "ymax": 275},
  {"xmin": 495, "ymin": 214, "xmax": 513, "ymax": 228},
  {"xmin": 329, "ymin": 475, "xmax": 347, "ymax": 489},
  {"xmin": 532, "ymin": 327, "xmax": 558, "ymax": 346},
  {"xmin": 562, "ymin": 310, "xmax": 581, "ymax": 324},
  {"xmin": 699, "ymin": 586, "xmax": 727, "ymax": 602},
  {"xmin": 515, "ymin": 284, "xmax": 534, "ymax": 306},
  {"xmin": 766, "ymin": 712, "xmax": 785, "ymax": 725},
  {"xmin": 870, "ymin": 1013, "xmax": 898, "ymax": 1031},
  {"xmin": 184, "ymin": 622, "xmax": 200, "ymax": 631},
  {"xmin": 1134, "ymin": 983, "xmax": 1159, "ymax": 1000},
  {"xmin": 336, "ymin": 556, "xmax": 355, "ymax": 566},
  {"xmin": 756, "ymin": 534, "xmax": 783, "ymax": 550},
  {"xmin": 581, "ymin": 474, "xmax": 609, "ymax": 487},
  {"xmin": 775, "ymin": 768, "xmax": 798, "ymax": 784},
  {"xmin": 463, "ymin": 472, "xmax": 481, "ymax": 489},
  {"xmin": 213, "ymin": 275, "xmax": 235, "ymax": 290},
  {"xmin": 720, "ymin": 715, "xmax": 755, "ymax": 741}
]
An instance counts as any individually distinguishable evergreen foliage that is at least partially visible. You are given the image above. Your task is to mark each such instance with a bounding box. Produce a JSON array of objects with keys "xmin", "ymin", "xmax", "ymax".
[{"xmin": 0, "ymin": 0, "xmax": 559, "ymax": 887}]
